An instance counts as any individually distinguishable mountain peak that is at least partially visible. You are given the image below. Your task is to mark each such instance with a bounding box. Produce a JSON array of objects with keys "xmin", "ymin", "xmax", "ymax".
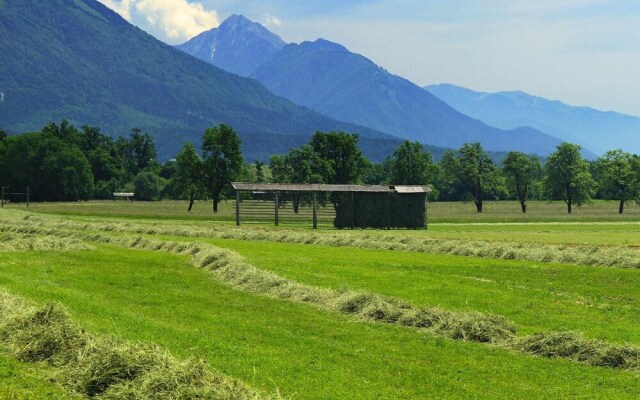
[
  {"xmin": 177, "ymin": 14, "xmax": 286, "ymax": 77},
  {"xmin": 300, "ymin": 38, "xmax": 349, "ymax": 53},
  {"xmin": 220, "ymin": 14, "xmax": 254, "ymax": 29}
]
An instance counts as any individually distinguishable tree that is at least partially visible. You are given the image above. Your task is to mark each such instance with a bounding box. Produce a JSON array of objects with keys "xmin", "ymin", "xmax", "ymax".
[
  {"xmin": 310, "ymin": 131, "xmax": 370, "ymax": 184},
  {"xmin": 134, "ymin": 171, "xmax": 160, "ymax": 201},
  {"xmin": 270, "ymin": 145, "xmax": 327, "ymax": 213},
  {"xmin": 116, "ymin": 129, "xmax": 158, "ymax": 178},
  {"xmin": 202, "ymin": 124, "xmax": 243, "ymax": 213},
  {"xmin": 174, "ymin": 142, "xmax": 203, "ymax": 211},
  {"xmin": 0, "ymin": 128, "xmax": 6, "ymax": 141},
  {"xmin": 544, "ymin": 143, "xmax": 595, "ymax": 214},
  {"xmin": 389, "ymin": 140, "xmax": 438, "ymax": 185},
  {"xmin": 594, "ymin": 150, "xmax": 640, "ymax": 214},
  {"xmin": 502, "ymin": 151, "xmax": 541, "ymax": 213},
  {"xmin": 254, "ymin": 161, "xmax": 265, "ymax": 183},
  {"xmin": 440, "ymin": 143, "xmax": 505, "ymax": 213}
]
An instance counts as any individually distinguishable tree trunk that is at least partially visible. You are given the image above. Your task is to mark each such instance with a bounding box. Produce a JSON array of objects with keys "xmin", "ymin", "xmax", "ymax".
[
  {"xmin": 475, "ymin": 199, "xmax": 483, "ymax": 213},
  {"xmin": 567, "ymin": 201, "xmax": 572, "ymax": 214},
  {"xmin": 187, "ymin": 193, "xmax": 195, "ymax": 212},
  {"xmin": 213, "ymin": 198, "xmax": 219, "ymax": 213},
  {"xmin": 619, "ymin": 199, "xmax": 625, "ymax": 214},
  {"xmin": 520, "ymin": 200, "xmax": 527, "ymax": 213}
]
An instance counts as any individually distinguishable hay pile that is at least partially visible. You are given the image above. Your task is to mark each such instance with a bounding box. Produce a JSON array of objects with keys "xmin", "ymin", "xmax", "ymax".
[
  {"xmin": 0, "ymin": 291, "xmax": 265, "ymax": 399},
  {"xmin": 0, "ymin": 233, "xmax": 94, "ymax": 251},
  {"xmin": 2, "ymin": 217, "xmax": 639, "ymax": 269},
  {"xmin": 2, "ymin": 217, "xmax": 640, "ymax": 372},
  {"xmin": 514, "ymin": 331, "xmax": 640, "ymax": 369}
]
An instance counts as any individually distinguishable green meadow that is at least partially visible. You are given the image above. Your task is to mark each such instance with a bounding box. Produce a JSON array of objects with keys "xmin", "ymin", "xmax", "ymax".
[{"xmin": 1, "ymin": 201, "xmax": 640, "ymax": 398}]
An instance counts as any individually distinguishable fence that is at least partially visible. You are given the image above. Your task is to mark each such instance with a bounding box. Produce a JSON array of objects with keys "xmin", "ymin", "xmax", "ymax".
[{"xmin": 0, "ymin": 187, "xmax": 30, "ymax": 208}]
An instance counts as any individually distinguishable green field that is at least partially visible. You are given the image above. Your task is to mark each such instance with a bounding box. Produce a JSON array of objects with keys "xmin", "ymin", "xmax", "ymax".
[
  {"xmin": 1, "ymin": 202, "xmax": 640, "ymax": 398},
  {"xmin": 6, "ymin": 198, "xmax": 640, "ymax": 223}
]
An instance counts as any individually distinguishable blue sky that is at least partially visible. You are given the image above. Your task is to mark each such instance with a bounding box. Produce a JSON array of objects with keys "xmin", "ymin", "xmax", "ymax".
[{"xmin": 100, "ymin": 0, "xmax": 640, "ymax": 116}]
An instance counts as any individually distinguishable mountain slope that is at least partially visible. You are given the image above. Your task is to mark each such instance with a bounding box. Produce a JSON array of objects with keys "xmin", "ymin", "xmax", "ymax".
[
  {"xmin": 426, "ymin": 84, "xmax": 640, "ymax": 155},
  {"xmin": 248, "ymin": 38, "xmax": 564, "ymax": 155},
  {"xmin": 176, "ymin": 14, "xmax": 286, "ymax": 77},
  {"xmin": 0, "ymin": 0, "xmax": 395, "ymax": 160}
]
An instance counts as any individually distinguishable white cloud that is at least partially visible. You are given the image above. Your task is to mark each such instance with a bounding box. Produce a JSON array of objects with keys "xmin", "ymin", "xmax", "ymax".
[
  {"xmin": 136, "ymin": 0, "xmax": 219, "ymax": 41},
  {"xmin": 98, "ymin": 0, "xmax": 219, "ymax": 42},
  {"xmin": 100, "ymin": 0, "xmax": 133, "ymax": 20},
  {"xmin": 262, "ymin": 14, "xmax": 282, "ymax": 28}
]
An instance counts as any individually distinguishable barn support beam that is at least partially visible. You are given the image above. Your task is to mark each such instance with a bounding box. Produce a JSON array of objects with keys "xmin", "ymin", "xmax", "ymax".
[
  {"xmin": 312, "ymin": 191, "xmax": 318, "ymax": 230},
  {"xmin": 274, "ymin": 191, "xmax": 279, "ymax": 226},
  {"xmin": 235, "ymin": 191, "xmax": 240, "ymax": 226}
]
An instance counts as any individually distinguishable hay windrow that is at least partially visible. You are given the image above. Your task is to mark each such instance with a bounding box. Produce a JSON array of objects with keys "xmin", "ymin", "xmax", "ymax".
[
  {"xmin": 514, "ymin": 331, "xmax": 640, "ymax": 369},
  {"xmin": 0, "ymin": 233, "xmax": 94, "ymax": 252},
  {"xmin": 0, "ymin": 290, "xmax": 268, "ymax": 399},
  {"xmin": 1, "ymin": 217, "xmax": 639, "ymax": 268},
  {"xmin": 3, "ymin": 217, "xmax": 640, "ymax": 372}
]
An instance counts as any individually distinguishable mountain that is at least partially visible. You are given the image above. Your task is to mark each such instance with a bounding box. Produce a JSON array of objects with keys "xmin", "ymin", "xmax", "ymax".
[
  {"xmin": 426, "ymin": 84, "xmax": 640, "ymax": 155},
  {"xmin": 176, "ymin": 14, "xmax": 286, "ymax": 77},
  {"xmin": 176, "ymin": 17, "xmax": 565, "ymax": 156},
  {"xmin": 0, "ymin": 0, "xmax": 397, "ymax": 161},
  {"xmin": 247, "ymin": 38, "xmax": 566, "ymax": 155}
]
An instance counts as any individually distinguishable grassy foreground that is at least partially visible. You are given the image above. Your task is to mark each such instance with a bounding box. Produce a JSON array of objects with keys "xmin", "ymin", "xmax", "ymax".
[{"xmin": 1, "ymin": 206, "xmax": 640, "ymax": 398}]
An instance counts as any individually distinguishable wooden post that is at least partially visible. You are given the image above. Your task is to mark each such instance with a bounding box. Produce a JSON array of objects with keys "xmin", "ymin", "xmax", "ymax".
[
  {"xmin": 235, "ymin": 191, "xmax": 240, "ymax": 226},
  {"xmin": 26, "ymin": 187, "xmax": 29, "ymax": 208},
  {"xmin": 274, "ymin": 191, "xmax": 279, "ymax": 226},
  {"xmin": 312, "ymin": 191, "xmax": 318, "ymax": 230}
]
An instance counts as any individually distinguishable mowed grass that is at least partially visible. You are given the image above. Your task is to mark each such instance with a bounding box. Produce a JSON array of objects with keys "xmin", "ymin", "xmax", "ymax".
[
  {"xmin": 6, "ymin": 198, "xmax": 640, "ymax": 223},
  {"xmin": 2, "ymin": 246, "xmax": 640, "ymax": 398},
  {"xmin": 200, "ymin": 238, "xmax": 640, "ymax": 344},
  {"xmin": 0, "ymin": 352, "xmax": 78, "ymax": 399}
]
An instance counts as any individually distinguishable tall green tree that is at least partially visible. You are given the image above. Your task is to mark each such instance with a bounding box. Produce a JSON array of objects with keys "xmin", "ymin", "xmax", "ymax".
[
  {"xmin": 594, "ymin": 150, "xmax": 640, "ymax": 214},
  {"xmin": 270, "ymin": 145, "xmax": 327, "ymax": 213},
  {"xmin": 310, "ymin": 131, "xmax": 370, "ymax": 184},
  {"xmin": 389, "ymin": 140, "xmax": 438, "ymax": 185},
  {"xmin": 440, "ymin": 143, "xmax": 505, "ymax": 213},
  {"xmin": 128, "ymin": 128, "xmax": 157, "ymax": 174},
  {"xmin": 502, "ymin": 151, "xmax": 541, "ymax": 213},
  {"xmin": 174, "ymin": 142, "xmax": 203, "ymax": 211},
  {"xmin": 202, "ymin": 124, "xmax": 243, "ymax": 213},
  {"xmin": 544, "ymin": 143, "xmax": 595, "ymax": 214},
  {"xmin": 254, "ymin": 161, "xmax": 265, "ymax": 183}
]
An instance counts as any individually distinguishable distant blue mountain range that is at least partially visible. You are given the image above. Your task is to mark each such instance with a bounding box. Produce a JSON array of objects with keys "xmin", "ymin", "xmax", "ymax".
[
  {"xmin": 178, "ymin": 15, "xmax": 566, "ymax": 156},
  {"xmin": 425, "ymin": 84, "xmax": 640, "ymax": 155}
]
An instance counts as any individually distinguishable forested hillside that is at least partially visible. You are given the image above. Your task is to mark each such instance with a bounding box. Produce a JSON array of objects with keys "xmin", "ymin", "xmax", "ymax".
[{"xmin": 0, "ymin": 0, "xmax": 394, "ymax": 160}]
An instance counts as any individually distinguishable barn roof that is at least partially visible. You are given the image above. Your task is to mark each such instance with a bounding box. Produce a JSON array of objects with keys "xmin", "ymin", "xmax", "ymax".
[{"xmin": 232, "ymin": 183, "xmax": 431, "ymax": 193}]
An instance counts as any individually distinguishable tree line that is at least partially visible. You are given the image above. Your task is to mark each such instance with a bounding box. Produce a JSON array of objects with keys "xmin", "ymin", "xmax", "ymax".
[{"xmin": 1, "ymin": 121, "xmax": 639, "ymax": 214}]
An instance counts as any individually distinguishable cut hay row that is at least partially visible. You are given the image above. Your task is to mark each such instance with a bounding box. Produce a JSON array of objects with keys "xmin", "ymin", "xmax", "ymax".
[
  {"xmin": 4, "ymin": 220, "xmax": 640, "ymax": 371},
  {"xmin": 0, "ymin": 290, "xmax": 269, "ymax": 399},
  {"xmin": 0, "ymin": 233, "xmax": 95, "ymax": 252},
  {"xmin": 5, "ymin": 216, "xmax": 640, "ymax": 269},
  {"xmin": 85, "ymin": 233, "xmax": 640, "ymax": 371}
]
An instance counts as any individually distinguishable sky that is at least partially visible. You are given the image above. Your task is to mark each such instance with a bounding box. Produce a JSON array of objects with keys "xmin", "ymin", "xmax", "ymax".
[{"xmin": 99, "ymin": 0, "xmax": 640, "ymax": 116}]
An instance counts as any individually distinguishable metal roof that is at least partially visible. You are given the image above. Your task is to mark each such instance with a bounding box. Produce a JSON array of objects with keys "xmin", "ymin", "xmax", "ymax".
[
  {"xmin": 232, "ymin": 182, "xmax": 431, "ymax": 193},
  {"xmin": 392, "ymin": 185, "xmax": 431, "ymax": 193}
]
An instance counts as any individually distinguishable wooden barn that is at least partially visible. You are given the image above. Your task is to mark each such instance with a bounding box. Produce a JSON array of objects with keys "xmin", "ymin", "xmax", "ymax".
[{"xmin": 231, "ymin": 183, "xmax": 431, "ymax": 229}]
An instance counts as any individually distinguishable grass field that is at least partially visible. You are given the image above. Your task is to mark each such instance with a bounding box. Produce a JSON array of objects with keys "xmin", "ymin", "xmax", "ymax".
[
  {"xmin": 1, "ymin": 202, "xmax": 640, "ymax": 398},
  {"xmin": 6, "ymin": 198, "xmax": 640, "ymax": 223}
]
